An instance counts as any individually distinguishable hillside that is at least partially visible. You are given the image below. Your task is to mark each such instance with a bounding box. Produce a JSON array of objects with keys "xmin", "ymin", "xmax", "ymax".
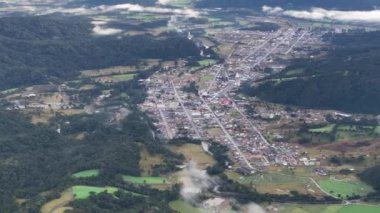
[
  {"xmin": 242, "ymin": 31, "xmax": 380, "ymax": 114},
  {"xmin": 0, "ymin": 109, "xmax": 182, "ymax": 212},
  {"xmin": 196, "ymin": 0, "xmax": 380, "ymax": 10},
  {"xmin": 0, "ymin": 15, "xmax": 199, "ymax": 90}
]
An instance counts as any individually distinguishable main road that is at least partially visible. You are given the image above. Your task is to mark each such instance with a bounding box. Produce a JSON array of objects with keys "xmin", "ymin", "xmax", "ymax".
[{"xmin": 199, "ymin": 95, "xmax": 254, "ymax": 169}]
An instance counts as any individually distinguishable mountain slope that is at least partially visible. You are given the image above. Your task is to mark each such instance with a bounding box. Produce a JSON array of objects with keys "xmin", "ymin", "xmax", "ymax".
[{"xmin": 242, "ymin": 31, "xmax": 380, "ymax": 114}]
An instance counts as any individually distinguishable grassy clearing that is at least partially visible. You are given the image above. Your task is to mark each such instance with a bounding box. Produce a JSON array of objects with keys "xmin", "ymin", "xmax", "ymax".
[
  {"xmin": 227, "ymin": 172, "xmax": 320, "ymax": 195},
  {"xmin": 111, "ymin": 73, "xmax": 136, "ymax": 80},
  {"xmin": 318, "ymin": 179, "xmax": 373, "ymax": 198},
  {"xmin": 280, "ymin": 204, "xmax": 380, "ymax": 213},
  {"xmin": 239, "ymin": 173, "xmax": 309, "ymax": 185},
  {"xmin": 80, "ymin": 66, "xmax": 139, "ymax": 77},
  {"xmin": 200, "ymin": 75, "xmax": 214, "ymax": 82},
  {"xmin": 79, "ymin": 84, "xmax": 95, "ymax": 91},
  {"xmin": 198, "ymin": 59, "xmax": 217, "ymax": 66},
  {"xmin": 169, "ymin": 143, "xmax": 215, "ymax": 169},
  {"xmin": 41, "ymin": 189, "xmax": 74, "ymax": 213},
  {"xmin": 280, "ymin": 204, "xmax": 342, "ymax": 213},
  {"xmin": 139, "ymin": 148, "xmax": 163, "ymax": 176},
  {"xmin": 72, "ymin": 185, "xmax": 119, "ymax": 199},
  {"xmin": 169, "ymin": 200, "xmax": 206, "ymax": 213},
  {"xmin": 122, "ymin": 175, "xmax": 168, "ymax": 185},
  {"xmin": 309, "ymin": 124, "xmax": 335, "ymax": 133},
  {"xmin": 72, "ymin": 169, "xmax": 100, "ymax": 178},
  {"xmin": 207, "ymin": 127, "xmax": 223, "ymax": 137},
  {"xmin": 337, "ymin": 204, "xmax": 380, "ymax": 213}
]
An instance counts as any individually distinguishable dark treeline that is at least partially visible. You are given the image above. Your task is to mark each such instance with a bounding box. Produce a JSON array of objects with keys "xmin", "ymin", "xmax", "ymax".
[
  {"xmin": 0, "ymin": 15, "xmax": 200, "ymax": 90},
  {"xmin": 196, "ymin": 0, "xmax": 379, "ymax": 10},
  {"xmin": 240, "ymin": 22, "xmax": 280, "ymax": 32},
  {"xmin": 242, "ymin": 31, "xmax": 380, "ymax": 114},
  {"xmin": 360, "ymin": 165, "xmax": 380, "ymax": 201},
  {"xmin": 207, "ymin": 143, "xmax": 230, "ymax": 175}
]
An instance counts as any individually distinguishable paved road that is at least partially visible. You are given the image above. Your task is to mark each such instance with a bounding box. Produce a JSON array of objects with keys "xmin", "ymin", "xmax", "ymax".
[
  {"xmin": 153, "ymin": 92, "xmax": 173, "ymax": 139},
  {"xmin": 286, "ymin": 31, "xmax": 307, "ymax": 54},
  {"xmin": 170, "ymin": 79, "xmax": 202, "ymax": 139},
  {"xmin": 199, "ymin": 95, "xmax": 254, "ymax": 169}
]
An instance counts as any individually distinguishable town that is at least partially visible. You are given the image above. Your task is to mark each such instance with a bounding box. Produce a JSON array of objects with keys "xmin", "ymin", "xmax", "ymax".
[{"xmin": 140, "ymin": 21, "xmax": 328, "ymax": 173}]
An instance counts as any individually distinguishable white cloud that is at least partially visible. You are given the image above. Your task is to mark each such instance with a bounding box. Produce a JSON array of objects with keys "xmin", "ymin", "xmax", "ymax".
[
  {"xmin": 263, "ymin": 5, "xmax": 380, "ymax": 23},
  {"xmin": 91, "ymin": 20, "xmax": 123, "ymax": 36},
  {"xmin": 96, "ymin": 3, "xmax": 200, "ymax": 17},
  {"xmin": 156, "ymin": 0, "xmax": 172, "ymax": 6}
]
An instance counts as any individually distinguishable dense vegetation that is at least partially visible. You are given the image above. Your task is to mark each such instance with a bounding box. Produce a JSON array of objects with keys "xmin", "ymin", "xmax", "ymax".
[
  {"xmin": 240, "ymin": 22, "xmax": 280, "ymax": 32},
  {"xmin": 0, "ymin": 109, "xmax": 183, "ymax": 212},
  {"xmin": 360, "ymin": 165, "xmax": 380, "ymax": 191},
  {"xmin": 196, "ymin": 0, "xmax": 379, "ymax": 10},
  {"xmin": 242, "ymin": 31, "xmax": 380, "ymax": 114},
  {"xmin": 360, "ymin": 165, "xmax": 380, "ymax": 200},
  {"xmin": 0, "ymin": 15, "xmax": 200, "ymax": 90}
]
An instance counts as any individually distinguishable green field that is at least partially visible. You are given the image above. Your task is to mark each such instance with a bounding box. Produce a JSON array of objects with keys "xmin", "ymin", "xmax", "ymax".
[
  {"xmin": 337, "ymin": 205, "xmax": 380, "ymax": 213},
  {"xmin": 72, "ymin": 185, "xmax": 119, "ymax": 199},
  {"xmin": 318, "ymin": 179, "xmax": 373, "ymax": 198},
  {"xmin": 309, "ymin": 124, "xmax": 336, "ymax": 133},
  {"xmin": 72, "ymin": 169, "xmax": 99, "ymax": 178},
  {"xmin": 198, "ymin": 59, "xmax": 217, "ymax": 66},
  {"xmin": 122, "ymin": 175, "xmax": 168, "ymax": 185},
  {"xmin": 375, "ymin": 126, "xmax": 380, "ymax": 134},
  {"xmin": 111, "ymin": 73, "xmax": 136, "ymax": 80},
  {"xmin": 280, "ymin": 204, "xmax": 380, "ymax": 213},
  {"xmin": 169, "ymin": 200, "xmax": 206, "ymax": 213}
]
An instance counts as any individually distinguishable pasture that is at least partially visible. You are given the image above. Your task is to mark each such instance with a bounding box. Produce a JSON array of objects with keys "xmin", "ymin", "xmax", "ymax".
[
  {"xmin": 280, "ymin": 204, "xmax": 380, "ymax": 213},
  {"xmin": 72, "ymin": 185, "xmax": 119, "ymax": 199},
  {"xmin": 168, "ymin": 143, "xmax": 215, "ymax": 169},
  {"xmin": 337, "ymin": 204, "xmax": 380, "ymax": 213},
  {"xmin": 318, "ymin": 179, "xmax": 373, "ymax": 198},
  {"xmin": 169, "ymin": 200, "xmax": 206, "ymax": 213},
  {"xmin": 122, "ymin": 175, "xmax": 168, "ymax": 185},
  {"xmin": 198, "ymin": 59, "xmax": 217, "ymax": 66},
  {"xmin": 111, "ymin": 73, "xmax": 136, "ymax": 81},
  {"xmin": 229, "ymin": 172, "xmax": 322, "ymax": 195},
  {"xmin": 309, "ymin": 124, "xmax": 335, "ymax": 133}
]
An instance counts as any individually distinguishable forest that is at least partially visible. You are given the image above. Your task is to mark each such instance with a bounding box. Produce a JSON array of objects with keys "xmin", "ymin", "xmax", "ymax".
[
  {"xmin": 196, "ymin": 0, "xmax": 379, "ymax": 10},
  {"xmin": 0, "ymin": 109, "xmax": 184, "ymax": 212},
  {"xmin": 0, "ymin": 15, "xmax": 200, "ymax": 90},
  {"xmin": 242, "ymin": 30, "xmax": 380, "ymax": 114}
]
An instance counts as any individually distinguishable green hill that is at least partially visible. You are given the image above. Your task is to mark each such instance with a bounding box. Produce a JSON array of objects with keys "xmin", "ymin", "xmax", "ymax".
[{"xmin": 243, "ymin": 31, "xmax": 380, "ymax": 114}]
